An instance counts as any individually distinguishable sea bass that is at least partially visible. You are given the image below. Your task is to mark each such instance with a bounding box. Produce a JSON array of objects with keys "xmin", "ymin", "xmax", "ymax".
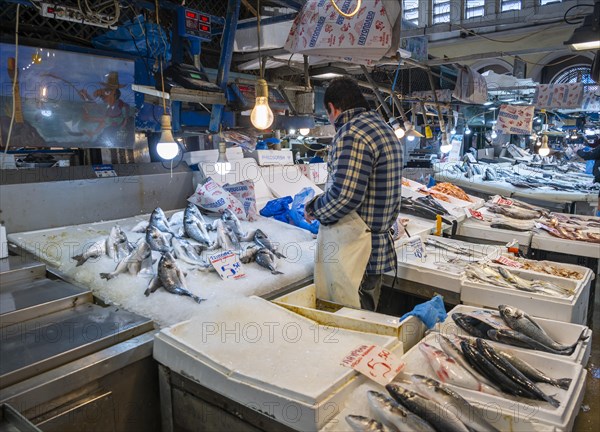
[
  {"xmin": 222, "ymin": 208, "xmax": 248, "ymax": 240},
  {"xmin": 72, "ymin": 239, "xmax": 106, "ymax": 266},
  {"xmin": 146, "ymin": 225, "xmax": 173, "ymax": 253},
  {"xmin": 211, "ymin": 219, "xmax": 240, "ymax": 251},
  {"xmin": 106, "ymin": 225, "xmax": 128, "ymax": 259},
  {"xmin": 366, "ymin": 390, "xmax": 435, "ymax": 432},
  {"xmin": 345, "ymin": 415, "xmax": 394, "ymax": 432},
  {"xmin": 144, "ymin": 252, "xmax": 205, "ymax": 303},
  {"xmin": 255, "ymin": 248, "xmax": 283, "ymax": 275},
  {"xmin": 385, "ymin": 383, "xmax": 470, "ymax": 432},
  {"xmin": 254, "ymin": 229, "xmax": 285, "ymax": 258},
  {"xmin": 172, "ymin": 237, "xmax": 210, "ymax": 268},
  {"xmin": 150, "ymin": 207, "xmax": 172, "ymax": 234},
  {"xmin": 184, "ymin": 214, "xmax": 213, "ymax": 247},
  {"xmin": 100, "ymin": 240, "xmax": 153, "ymax": 280},
  {"xmin": 496, "ymin": 349, "xmax": 572, "ymax": 390},
  {"xmin": 410, "ymin": 375, "xmax": 499, "ymax": 432}
]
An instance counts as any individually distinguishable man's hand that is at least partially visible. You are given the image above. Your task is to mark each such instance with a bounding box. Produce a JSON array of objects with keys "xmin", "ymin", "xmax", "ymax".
[{"xmin": 305, "ymin": 209, "xmax": 316, "ymax": 223}]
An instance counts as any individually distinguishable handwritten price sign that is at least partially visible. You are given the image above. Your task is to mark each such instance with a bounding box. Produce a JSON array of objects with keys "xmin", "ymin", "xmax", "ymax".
[
  {"xmin": 492, "ymin": 195, "xmax": 514, "ymax": 206},
  {"xmin": 494, "ymin": 255, "xmax": 523, "ymax": 268},
  {"xmin": 465, "ymin": 208, "xmax": 484, "ymax": 220},
  {"xmin": 209, "ymin": 250, "xmax": 246, "ymax": 280},
  {"xmin": 341, "ymin": 344, "xmax": 405, "ymax": 386}
]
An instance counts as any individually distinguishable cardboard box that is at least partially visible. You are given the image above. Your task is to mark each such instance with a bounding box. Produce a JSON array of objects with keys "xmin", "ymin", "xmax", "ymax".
[{"xmin": 249, "ymin": 149, "xmax": 294, "ymax": 166}]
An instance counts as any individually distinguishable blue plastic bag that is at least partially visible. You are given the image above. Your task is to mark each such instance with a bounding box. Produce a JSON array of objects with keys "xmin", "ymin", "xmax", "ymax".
[
  {"xmin": 259, "ymin": 190, "xmax": 320, "ymax": 233},
  {"xmin": 399, "ymin": 295, "xmax": 447, "ymax": 329},
  {"xmin": 260, "ymin": 196, "xmax": 292, "ymax": 223}
]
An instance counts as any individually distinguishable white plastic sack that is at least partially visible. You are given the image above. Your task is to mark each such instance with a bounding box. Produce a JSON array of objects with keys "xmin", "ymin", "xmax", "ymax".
[
  {"xmin": 496, "ymin": 104, "xmax": 534, "ymax": 135},
  {"xmin": 223, "ymin": 180, "xmax": 259, "ymax": 221},
  {"xmin": 534, "ymin": 83, "xmax": 584, "ymax": 109},
  {"xmin": 453, "ymin": 66, "xmax": 488, "ymax": 104},
  {"xmin": 187, "ymin": 177, "xmax": 247, "ymax": 219}
]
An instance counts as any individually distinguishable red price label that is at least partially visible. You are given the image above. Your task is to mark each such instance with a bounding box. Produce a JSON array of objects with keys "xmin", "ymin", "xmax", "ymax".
[
  {"xmin": 492, "ymin": 196, "xmax": 513, "ymax": 206},
  {"xmin": 494, "ymin": 255, "xmax": 523, "ymax": 268},
  {"xmin": 465, "ymin": 208, "xmax": 484, "ymax": 220},
  {"xmin": 341, "ymin": 344, "xmax": 405, "ymax": 386}
]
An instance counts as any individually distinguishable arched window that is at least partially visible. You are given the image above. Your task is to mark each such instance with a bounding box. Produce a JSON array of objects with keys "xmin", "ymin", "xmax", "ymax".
[{"xmin": 551, "ymin": 64, "xmax": 598, "ymax": 93}]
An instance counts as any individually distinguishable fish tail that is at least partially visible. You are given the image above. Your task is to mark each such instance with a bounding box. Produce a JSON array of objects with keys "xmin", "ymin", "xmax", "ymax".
[
  {"xmin": 546, "ymin": 394, "xmax": 561, "ymax": 408},
  {"xmin": 274, "ymin": 252, "xmax": 286, "ymax": 259},
  {"xmin": 192, "ymin": 295, "xmax": 206, "ymax": 304},
  {"xmin": 99, "ymin": 272, "xmax": 113, "ymax": 280},
  {"xmin": 556, "ymin": 378, "xmax": 572, "ymax": 390},
  {"xmin": 72, "ymin": 255, "xmax": 86, "ymax": 266},
  {"xmin": 271, "ymin": 270, "xmax": 284, "ymax": 275}
]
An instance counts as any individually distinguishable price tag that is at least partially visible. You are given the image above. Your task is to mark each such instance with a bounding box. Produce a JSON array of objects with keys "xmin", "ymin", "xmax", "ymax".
[
  {"xmin": 209, "ymin": 250, "xmax": 245, "ymax": 280},
  {"xmin": 494, "ymin": 255, "xmax": 523, "ymax": 268},
  {"xmin": 341, "ymin": 344, "xmax": 405, "ymax": 386},
  {"xmin": 93, "ymin": 164, "xmax": 117, "ymax": 178},
  {"xmin": 465, "ymin": 208, "xmax": 484, "ymax": 220},
  {"xmin": 406, "ymin": 237, "xmax": 427, "ymax": 259},
  {"xmin": 492, "ymin": 195, "xmax": 514, "ymax": 206},
  {"xmin": 535, "ymin": 222, "xmax": 560, "ymax": 237}
]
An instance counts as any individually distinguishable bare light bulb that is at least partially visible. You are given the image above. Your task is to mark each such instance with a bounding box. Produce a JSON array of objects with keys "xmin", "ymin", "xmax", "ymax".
[
  {"xmin": 407, "ymin": 135, "xmax": 416, "ymax": 142},
  {"xmin": 394, "ymin": 127, "xmax": 405, "ymax": 139},
  {"xmin": 450, "ymin": 128, "xmax": 457, "ymax": 135},
  {"xmin": 491, "ymin": 130, "xmax": 498, "ymax": 139},
  {"xmin": 156, "ymin": 114, "xmax": 179, "ymax": 160},
  {"xmin": 214, "ymin": 136, "xmax": 232, "ymax": 175},
  {"xmin": 250, "ymin": 79, "xmax": 274, "ymax": 130},
  {"xmin": 389, "ymin": 117, "xmax": 405, "ymax": 139},
  {"xmin": 440, "ymin": 137, "xmax": 452, "ymax": 154},
  {"xmin": 299, "ymin": 128, "xmax": 310, "ymax": 136},
  {"xmin": 465, "ymin": 127, "xmax": 472, "ymax": 135},
  {"xmin": 538, "ymin": 136, "xmax": 550, "ymax": 157}
]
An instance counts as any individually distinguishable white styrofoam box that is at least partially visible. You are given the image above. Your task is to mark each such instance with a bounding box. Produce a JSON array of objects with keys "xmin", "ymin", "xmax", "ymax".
[
  {"xmin": 183, "ymin": 147, "xmax": 244, "ymax": 166},
  {"xmin": 298, "ymin": 163, "xmax": 328, "ymax": 185},
  {"xmin": 432, "ymin": 305, "xmax": 592, "ymax": 366},
  {"xmin": 249, "ymin": 149, "xmax": 294, "ymax": 166},
  {"xmin": 153, "ymin": 296, "xmax": 400, "ymax": 431},
  {"xmin": 394, "ymin": 235, "xmax": 501, "ymax": 293},
  {"xmin": 197, "ymin": 158, "xmax": 273, "ymax": 207},
  {"xmin": 458, "ymin": 218, "xmax": 534, "ymax": 246},
  {"xmin": 530, "ymin": 232, "xmax": 600, "ymax": 259},
  {"xmin": 399, "ymin": 333, "xmax": 586, "ymax": 432},
  {"xmin": 260, "ymin": 165, "xmax": 323, "ymax": 198},
  {"xmin": 234, "ymin": 17, "xmax": 294, "ymax": 53},
  {"xmin": 461, "ymin": 268, "xmax": 589, "ymax": 325},
  {"xmin": 0, "ymin": 153, "xmax": 16, "ymax": 169},
  {"xmin": 0, "ymin": 225, "xmax": 7, "ymax": 259},
  {"xmin": 496, "ymin": 255, "xmax": 595, "ymax": 284}
]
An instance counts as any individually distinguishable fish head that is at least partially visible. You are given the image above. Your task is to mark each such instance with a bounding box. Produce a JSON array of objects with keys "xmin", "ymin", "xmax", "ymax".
[
  {"xmin": 498, "ymin": 304, "xmax": 521, "ymax": 320},
  {"xmin": 345, "ymin": 415, "xmax": 374, "ymax": 430},
  {"xmin": 160, "ymin": 252, "xmax": 176, "ymax": 267},
  {"xmin": 222, "ymin": 208, "xmax": 234, "ymax": 220},
  {"xmin": 497, "ymin": 266, "xmax": 510, "ymax": 278},
  {"xmin": 410, "ymin": 374, "xmax": 439, "ymax": 388},
  {"xmin": 385, "ymin": 382, "xmax": 414, "ymax": 402},
  {"xmin": 254, "ymin": 229, "xmax": 266, "ymax": 240}
]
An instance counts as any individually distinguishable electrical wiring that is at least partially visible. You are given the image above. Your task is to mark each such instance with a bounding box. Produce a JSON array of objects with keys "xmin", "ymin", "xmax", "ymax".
[
  {"xmin": 5, "ymin": 4, "xmax": 20, "ymax": 155},
  {"xmin": 330, "ymin": 0, "xmax": 361, "ymax": 18},
  {"xmin": 563, "ymin": 3, "xmax": 595, "ymax": 25},
  {"xmin": 513, "ymin": 54, "xmax": 579, "ymax": 67},
  {"xmin": 457, "ymin": 23, "xmax": 560, "ymax": 44}
]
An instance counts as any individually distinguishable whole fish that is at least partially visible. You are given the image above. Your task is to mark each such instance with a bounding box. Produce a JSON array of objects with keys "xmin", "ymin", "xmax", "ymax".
[
  {"xmin": 150, "ymin": 207, "xmax": 172, "ymax": 234},
  {"xmin": 131, "ymin": 220, "xmax": 150, "ymax": 233},
  {"xmin": 498, "ymin": 305, "xmax": 581, "ymax": 354},
  {"xmin": 184, "ymin": 214, "xmax": 213, "ymax": 246},
  {"xmin": 172, "ymin": 237, "xmax": 210, "ymax": 267},
  {"xmin": 476, "ymin": 339, "xmax": 560, "ymax": 408},
  {"xmin": 459, "ymin": 340, "xmax": 534, "ymax": 398},
  {"xmin": 168, "ymin": 210, "xmax": 184, "ymax": 226},
  {"xmin": 254, "ymin": 229, "xmax": 285, "ymax": 258},
  {"xmin": 366, "ymin": 390, "xmax": 435, "ymax": 432},
  {"xmin": 184, "ymin": 203, "xmax": 209, "ymax": 226},
  {"xmin": 487, "ymin": 329, "xmax": 574, "ymax": 355},
  {"xmin": 452, "ymin": 313, "xmax": 496, "ymax": 339},
  {"xmin": 255, "ymin": 248, "xmax": 283, "ymax": 275},
  {"xmin": 485, "ymin": 204, "xmax": 540, "ymax": 220},
  {"xmin": 410, "ymin": 375, "xmax": 500, "ymax": 432},
  {"xmin": 238, "ymin": 243, "xmax": 261, "ymax": 264},
  {"xmin": 385, "ymin": 383, "xmax": 470, "ymax": 432},
  {"xmin": 72, "ymin": 238, "xmax": 106, "ymax": 266},
  {"xmin": 497, "ymin": 268, "xmax": 573, "ymax": 297},
  {"xmin": 146, "ymin": 225, "xmax": 173, "ymax": 253},
  {"xmin": 210, "ymin": 219, "xmax": 241, "ymax": 251},
  {"xmin": 345, "ymin": 415, "xmax": 394, "ymax": 432},
  {"xmin": 144, "ymin": 252, "xmax": 205, "ymax": 303},
  {"xmin": 418, "ymin": 342, "xmax": 499, "ymax": 394},
  {"xmin": 496, "ymin": 349, "xmax": 572, "ymax": 390},
  {"xmin": 483, "ymin": 167, "xmax": 497, "ymax": 181},
  {"xmin": 489, "ymin": 218, "xmax": 534, "ymax": 232},
  {"xmin": 438, "ymin": 335, "xmax": 501, "ymax": 391},
  {"xmin": 222, "ymin": 208, "xmax": 248, "ymax": 240},
  {"xmin": 106, "ymin": 225, "xmax": 128, "ymax": 259},
  {"xmin": 100, "ymin": 240, "xmax": 153, "ymax": 280}
]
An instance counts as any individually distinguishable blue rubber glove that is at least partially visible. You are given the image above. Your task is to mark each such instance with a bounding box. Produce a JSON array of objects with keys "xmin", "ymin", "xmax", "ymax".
[{"xmin": 399, "ymin": 295, "xmax": 447, "ymax": 329}]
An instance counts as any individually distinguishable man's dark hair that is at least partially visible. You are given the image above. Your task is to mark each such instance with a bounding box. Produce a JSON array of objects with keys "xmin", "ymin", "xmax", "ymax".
[{"xmin": 324, "ymin": 77, "xmax": 370, "ymax": 114}]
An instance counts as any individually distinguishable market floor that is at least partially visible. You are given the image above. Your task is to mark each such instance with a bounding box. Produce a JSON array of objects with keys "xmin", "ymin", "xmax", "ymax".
[{"xmin": 572, "ymin": 275, "xmax": 600, "ymax": 431}]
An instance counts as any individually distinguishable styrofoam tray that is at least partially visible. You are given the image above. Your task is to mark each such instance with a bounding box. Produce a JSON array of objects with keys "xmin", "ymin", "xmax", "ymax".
[
  {"xmin": 461, "ymin": 267, "xmax": 589, "ymax": 325},
  {"xmin": 431, "ymin": 305, "xmax": 592, "ymax": 366},
  {"xmin": 530, "ymin": 232, "xmax": 600, "ymax": 259},
  {"xmin": 153, "ymin": 296, "xmax": 400, "ymax": 430},
  {"xmin": 395, "ymin": 235, "xmax": 501, "ymax": 293},
  {"xmin": 401, "ymin": 188, "xmax": 469, "ymax": 221},
  {"xmin": 398, "ymin": 333, "xmax": 586, "ymax": 431},
  {"xmin": 495, "ymin": 255, "xmax": 595, "ymax": 284},
  {"xmin": 457, "ymin": 218, "xmax": 534, "ymax": 246}
]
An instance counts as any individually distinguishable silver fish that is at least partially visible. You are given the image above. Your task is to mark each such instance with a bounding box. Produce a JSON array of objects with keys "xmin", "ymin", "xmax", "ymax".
[
  {"xmin": 497, "ymin": 267, "xmax": 573, "ymax": 297},
  {"xmin": 256, "ymin": 248, "xmax": 283, "ymax": 275},
  {"xmin": 254, "ymin": 229, "xmax": 285, "ymax": 258},
  {"xmin": 72, "ymin": 238, "xmax": 106, "ymax": 266},
  {"xmin": 385, "ymin": 383, "xmax": 470, "ymax": 432},
  {"xmin": 146, "ymin": 225, "xmax": 173, "ymax": 253},
  {"xmin": 496, "ymin": 349, "xmax": 572, "ymax": 390},
  {"xmin": 131, "ymin": 220, "xmax": 149, "ymax": 233},
  {"xmin": 366, "ymin": 390, "xmax": 435, "ymax": 432},
  {"xmin": 211, "ymin": 219, "xmax": 241, "ymax": 251},
  {"xmin": 100, "ymin": 240, "xmax": 152, "ymax": 280},
  {"xmin": 222, "ymin": 208, "xmax": 247, "ymax": 240},
  {"xmin": 144, "ymin": 252, "xmax": 205, "ymax": 303},
  {"xmin": 168, "ymin": 210, "xmax": 184, "ymax": 226},
  {"xmin": 485, "ymin": 204, "xmax": 540, "ymax": 220},
  {"xmin": 345, "ymin": 415, "xmax": 394, "ymax": 432},
  {"xmin": 172, "ymin": 237, "xmax": 210, "ymax": 267},
  {"xmin": 410, "ymin": 375, "xmax": 499, "ymax": 432},
  {"xmin": 184, "ymin": 214, "xmax": 213, "ymax": 246},
  {"xmin": 498, "ymin": 305, "xmax": 582, "ymax": 353},
  {"xmin": 150, "ymin": 207, "xmax": 172, "ymax": 234},
  {"xmin": 238, "ymin": 243, "xmax": 261, "ymax": 264},
  {"xmin": 106, "ymin": 225, "xmax": 128, "ymax": 260}
]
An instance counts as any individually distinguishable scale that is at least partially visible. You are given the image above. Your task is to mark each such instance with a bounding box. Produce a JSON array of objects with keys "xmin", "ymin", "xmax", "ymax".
[{"xmin": 177, "ymin": 7, "xmax": 212, "ymax": 41}]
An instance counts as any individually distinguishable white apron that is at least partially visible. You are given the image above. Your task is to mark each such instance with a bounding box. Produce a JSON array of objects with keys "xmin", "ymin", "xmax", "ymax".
[{"xmin": 314, "ymin": 210, "xmax": 371, "ymax": 308}]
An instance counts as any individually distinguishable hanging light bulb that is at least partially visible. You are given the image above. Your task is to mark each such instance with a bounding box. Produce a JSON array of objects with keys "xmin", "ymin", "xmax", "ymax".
[
  {"xmin": 440, "ymin": 136, "xmax": 452, "ymax": 154},
  {"xmin": 450, "ymin": 127, "xmax": 457, "ymax": 135},
  {"xmin": 250, "ymin": 79, "xmax": 274, "ymax": 130},
  {"xmin": 491, "ymin": 130, "xmax": 498, "ymax": 139},
  {"xmin": 156, "ymin": 114, "xmax": 179, "ymax": 160},
  {"xmin": 538, "ymin": 135, "xmax": 550, "ymax": 157},
  {"xmin": 464, "ymin": 126, "xmax": 472, "ymax": 135},
  {"xmin": 299, "ymin": 128, "xmax": 310, "ymax": 136},
  {"xmin": 403, "ymin": 120, "xmax": 423, "ymax": 141},
  {"xmin": 389, "ymin": 117, "xmax": 405, "ymax": 139},
  {"xmin": 214, "ymin": 134, "xmax": 232, "ymax": 175}
]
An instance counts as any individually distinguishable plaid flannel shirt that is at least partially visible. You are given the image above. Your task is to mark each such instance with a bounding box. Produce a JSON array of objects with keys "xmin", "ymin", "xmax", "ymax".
[{"xmin": 311, "ymin": 107, "xmax": 403, "ymax": 274}]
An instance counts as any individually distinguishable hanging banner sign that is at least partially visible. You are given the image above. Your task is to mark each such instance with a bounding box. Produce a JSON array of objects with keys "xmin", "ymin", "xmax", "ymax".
[
  {"xmin": 496, "ymin": 105, "xmax": 534, "ymax": 135},
  {"xmin": 534, "ymin": 83, "xmax": 584, "ymax": 109}
]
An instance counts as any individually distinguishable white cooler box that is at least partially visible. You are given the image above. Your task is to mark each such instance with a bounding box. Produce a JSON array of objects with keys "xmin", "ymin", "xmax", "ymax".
[
  {"xmin": 460, "ymin": 266, "xmax": 590, "ymax": 325},
  {"xmin": 398, "ymin": 333, "xmax": 586, "ymax": 432},
  {"xmin": 153, "ymin": 296, "xmax": 401, "ymax": 431},
  {"xmin": 431, "ymin": 305, "xmax": 592, "ymax": 366}
]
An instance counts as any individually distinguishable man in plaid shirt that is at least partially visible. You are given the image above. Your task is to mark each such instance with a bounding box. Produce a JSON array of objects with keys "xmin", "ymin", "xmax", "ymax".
[{"xmin": 305, "ymin": 77, "xmax": 403, "ymax": 310}]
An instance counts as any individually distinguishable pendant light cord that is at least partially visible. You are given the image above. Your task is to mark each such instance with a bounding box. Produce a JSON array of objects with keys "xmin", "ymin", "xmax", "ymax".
[
  {"xmin": 155, "ymin": 0, "xmax": 167, "ymax": 113},
  {"xmin": 256, "ymin": 0, "xmax": 262, "ymax": 79}
]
